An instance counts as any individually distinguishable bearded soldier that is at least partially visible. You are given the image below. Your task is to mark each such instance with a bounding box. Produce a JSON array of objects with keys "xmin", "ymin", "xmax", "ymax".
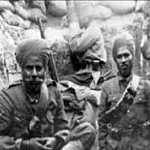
[
  {"xmin": 0, "ymin": 39, "xmax": 69, "ymax": 150},
  {"xmin": 99, "ymin": 32, "xmax": 150, "ymax": 150}
]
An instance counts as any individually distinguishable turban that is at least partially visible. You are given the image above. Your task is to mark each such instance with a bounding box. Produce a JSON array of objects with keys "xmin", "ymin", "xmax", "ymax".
[
  {"xmin": 112, "ymin": 32, "xmax": 135, "ymax": 61},
  {"xmin": 15, "ymin": 39, "xmax": 50, "ymax": 68}
]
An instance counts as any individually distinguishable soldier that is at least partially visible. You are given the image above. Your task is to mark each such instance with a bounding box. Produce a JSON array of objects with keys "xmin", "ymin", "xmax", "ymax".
[
  {"xmin": 60, "ymin": 0, "xmax": 108, "ymax": 89},
  {"xmin": 99, "ymin": 32, "xmax": 150, "ymax": 150},
  {"xmin": 66, "ymin": 20, "xmax": 107, "ymax": 88},
  {"xmin": 0, "ymin": 39, "xmax": 69, "ymax": 150},
  {"xmin": 60, "ymin": 1, "xmax": 108, "ymax": 150}
]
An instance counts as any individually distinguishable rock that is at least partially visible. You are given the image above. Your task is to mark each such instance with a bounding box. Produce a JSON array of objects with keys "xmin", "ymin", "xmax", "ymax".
[
  {"xmin": 97, "ymin": 0, "xmax": 136, "ymax": 15},
  {"xmin": 0, "ymin": 16, "xmax": 18, "ymax": 86},
  {"xmin": 13, "ymin": 1, "xmax": 47, "ymax": 23},
  {"xmin": 4, "ymin": 23, "xmax": 25, "ymax": 45},
  {"xmin": 27, "ymin": 8, "xmax": 47, "ymax": 23},
  {"xmin": 45, "ymin": 0, "xmax": 67, "ymax": 17},
  {"xmin": 68, "ymin": 1, "xmax": 136, "ymax": 29},
  {"xmin": 13, "ymin": 0, "xmax": 29, "ymax": 20},
  {"xmin": 94, "ymin": 4, "xmax": 113, "ymax": 20},
  {"xmin": 0, "ymin": 16, "xmax": 15, "ymax": 48},
  {"xmin": 0, "ymin": 0, "xmax": 14, "ymax": 12},
  {"xmin": 27, "ymin": 0, "xmax": 46, "ymax": 14},
  {"xmin": 1, "ymin": 10, "xmax": 31, "ymax": 29},
  {"xmin": 74, "ymin": 1, "xmax": 95, "ymax": 28}
]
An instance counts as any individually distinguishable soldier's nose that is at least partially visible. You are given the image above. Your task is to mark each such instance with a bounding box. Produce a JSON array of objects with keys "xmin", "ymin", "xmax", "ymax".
[
  {"xmin": 121, "ymin": 56, "xmax": 126, "ymax": 62},
  {"xmin": 32, "ymin": 68, "xmax": 38, "ymax": 78}
]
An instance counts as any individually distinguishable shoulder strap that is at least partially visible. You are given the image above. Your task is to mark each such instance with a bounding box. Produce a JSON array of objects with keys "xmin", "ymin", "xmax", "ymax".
[
  {"xmin": 115, "ymin": 75, "xmax": 140, "ymax": 108},
  {"xmin": 106, "ymin": 75, "xmax": 140, "ymax": 115},
  {"xmin": 131, "ymin": 75, "xmax": 140, "ymax": 91}
]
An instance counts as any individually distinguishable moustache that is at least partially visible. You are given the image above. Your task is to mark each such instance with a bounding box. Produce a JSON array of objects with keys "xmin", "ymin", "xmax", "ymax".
[
  {"xmin": 24, "ymin": 78, "xmax": 44, "ymax": 84},
  {"xmin": 121, "ymin": 63, "xmax": 128, "ymax": 68}
]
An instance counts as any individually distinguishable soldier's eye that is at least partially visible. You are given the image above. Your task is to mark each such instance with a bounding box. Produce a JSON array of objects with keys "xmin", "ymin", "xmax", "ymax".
[
  {"xmin": 26, "ymin": 66, "xmax": 33, "ymax": 71},
  {"xmin": 124, "ymin": 53, "xmax": 129, "ymax": 58},
  {"xmin": 117, "ymin": 55, "xmax": 122, "ymax": 59},
  {"xmin": 36, "ymin": 66, "xmax": 42, "ymax": 71}
]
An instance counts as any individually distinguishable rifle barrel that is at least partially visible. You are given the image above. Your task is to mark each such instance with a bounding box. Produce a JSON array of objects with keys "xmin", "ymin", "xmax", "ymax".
[
  {"xmin": 38, "ymin": 18, "xmax": 45, "ymax": 39},
  {"xmin": 37, "ymin": 18, "xmax": 59, "ymax": 82}
]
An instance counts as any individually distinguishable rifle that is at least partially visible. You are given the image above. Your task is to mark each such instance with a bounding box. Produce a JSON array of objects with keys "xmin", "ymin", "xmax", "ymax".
[{"xmin": 37, "ymin": 18, "xmax": 59, "ymax": 82}]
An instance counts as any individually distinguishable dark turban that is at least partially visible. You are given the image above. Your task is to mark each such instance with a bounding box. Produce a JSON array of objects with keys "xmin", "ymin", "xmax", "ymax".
[
  {"xmin": 112, "ymin": 32, "xmax": 135, "ymax": 61},
  {"xmin": 15, "ymin": 39, "xmax": 50, "ymax": 68}
]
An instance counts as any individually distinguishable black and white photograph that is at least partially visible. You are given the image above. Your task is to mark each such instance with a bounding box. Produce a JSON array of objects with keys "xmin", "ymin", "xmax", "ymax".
[{"xmin": 0, "ymin": 0, "xmax": 149, "ymax": 150}]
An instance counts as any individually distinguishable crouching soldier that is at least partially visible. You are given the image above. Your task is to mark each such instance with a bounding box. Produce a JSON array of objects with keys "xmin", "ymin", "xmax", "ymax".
[{"xmin": 0, "ymin": 39, "xmax": 69, "ymax": 150}]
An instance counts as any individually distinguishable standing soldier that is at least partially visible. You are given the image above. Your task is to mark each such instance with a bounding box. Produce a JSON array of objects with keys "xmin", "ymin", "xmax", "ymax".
[
  {"xmin": 99, "ymin": 32, "xmax": 150, "ymax": 150},
  {"xmin": 0, "ymin": 39, "xmax": 69, "ymax": 150}
]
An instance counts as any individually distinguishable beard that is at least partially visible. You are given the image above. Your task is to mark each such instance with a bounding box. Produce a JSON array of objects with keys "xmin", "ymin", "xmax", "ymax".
[
  {"xmin": 24, "ymin": 78, "xmax": 44, "ymax": 95},
  {"xmin": 117, "ymin": 60, "xmax": 133, "ymax": 78},
  {"xmin": 119, "ymin": 64, "xmax": 132, "ymax": 78}
]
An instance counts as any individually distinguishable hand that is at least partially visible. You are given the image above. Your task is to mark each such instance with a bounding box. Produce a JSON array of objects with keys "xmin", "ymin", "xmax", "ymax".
[
  {"xmin": 41, "ymin": 137, "xmax": 57, "ymax": 149},
  {"xmin": 21, "ymin": 138, "xmax": 52, "ymax": 150}
]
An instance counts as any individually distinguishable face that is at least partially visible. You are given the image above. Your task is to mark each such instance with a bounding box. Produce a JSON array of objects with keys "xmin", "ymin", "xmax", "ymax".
[
  {"xmin": 116, "ymin": 47, "xmax": 133, "ymax": 78},
  {"xmin": 22, "ymin": 55, "xmax": 46, "ymax": 94}
]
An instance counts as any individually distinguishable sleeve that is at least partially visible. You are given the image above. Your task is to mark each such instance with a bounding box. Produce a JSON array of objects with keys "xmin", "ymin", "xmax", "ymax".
[
  {"xmin": 98, "ymin": 84, "xmax": 110, "ymax": 127},
  {"xmin": 69, "ymin": 23, "xmax": 100, "ymax": 53},
  {"xmin": 0, "ymin": 91, "xmax": 22, "ymax": 150},
  {"xmin": 53, "ymin": 88, "xmax": 69, "ymax": 144},
  {"xmin": 98, "ymin": 86, "xmax": 109, "ymax": 147},
  {"xmin": 99, "ymin": 86, "xmax": 108, "ymax": 115}
]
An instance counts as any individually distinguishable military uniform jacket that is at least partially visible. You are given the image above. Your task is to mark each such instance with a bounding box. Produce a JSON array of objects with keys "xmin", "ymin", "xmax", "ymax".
[
  {"xmin": 99, "ymin": 74, "xmax": 150, "ymax": 150},
  {"xmin": 0, "ymin": 80, "xmax": 69, "ymax": 150},
  {"xmin": 69, "ymin": 22, "xmax": 107, "ymax": 64}
]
